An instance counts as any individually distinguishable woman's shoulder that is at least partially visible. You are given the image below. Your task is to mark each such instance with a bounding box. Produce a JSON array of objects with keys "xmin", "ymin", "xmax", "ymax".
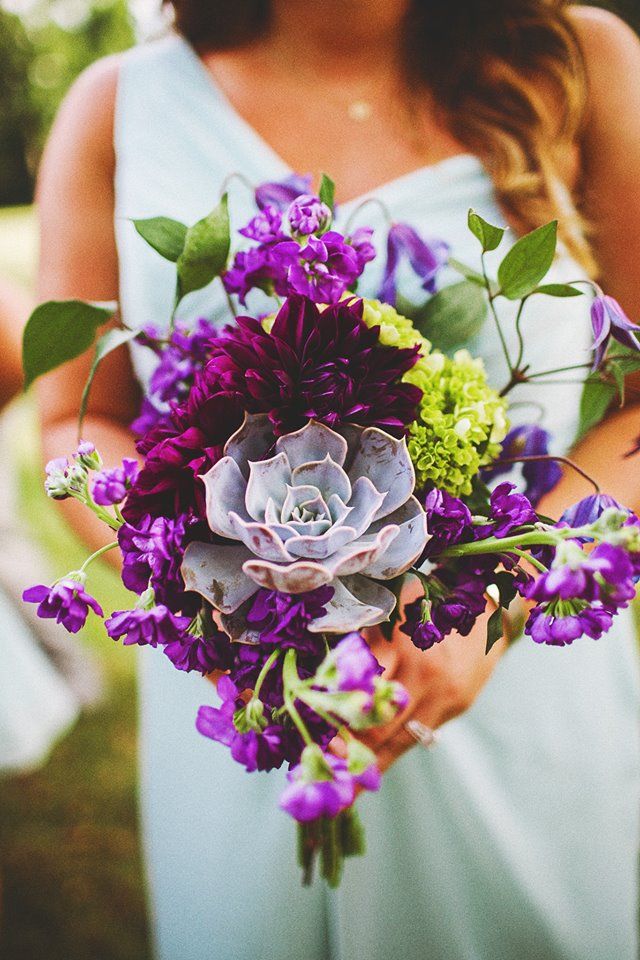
[{"xmin": 569, "ymin": 5, "xmax": 640, "ymax": 93}]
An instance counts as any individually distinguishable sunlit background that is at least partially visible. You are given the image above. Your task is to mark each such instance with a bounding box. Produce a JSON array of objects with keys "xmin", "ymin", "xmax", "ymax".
[{"xmin": 0, "ymin": 3, "xmax": 638, "ymax": 958}]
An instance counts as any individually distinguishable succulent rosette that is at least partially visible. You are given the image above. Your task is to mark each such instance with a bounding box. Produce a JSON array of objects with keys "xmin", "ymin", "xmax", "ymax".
[{"xmin": 181, "ymin": 416, "xmax": 429, "ymax": 634}]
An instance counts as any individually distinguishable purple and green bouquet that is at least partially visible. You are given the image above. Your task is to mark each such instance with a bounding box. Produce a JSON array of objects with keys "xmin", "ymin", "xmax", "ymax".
[{"xmin": 22, "ymin": 174, "xmax": 640, "ymax": 885}]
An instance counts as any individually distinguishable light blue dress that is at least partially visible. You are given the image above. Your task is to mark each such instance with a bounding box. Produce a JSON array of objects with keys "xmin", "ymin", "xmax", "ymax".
[{"xmin": 114, "ymin": 35, "xmax": 640, "ymax": 960}]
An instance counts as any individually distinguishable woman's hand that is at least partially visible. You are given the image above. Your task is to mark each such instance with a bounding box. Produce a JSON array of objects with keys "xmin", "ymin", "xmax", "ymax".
[{"xmin": 351, "ymin": 586, "xmax": 507, "ymax": 774}]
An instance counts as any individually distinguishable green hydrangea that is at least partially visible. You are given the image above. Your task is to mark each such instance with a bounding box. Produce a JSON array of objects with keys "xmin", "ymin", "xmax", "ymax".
[{"xmin": 362, "ymin": 299, "xmax": 508, "ymax": 496}]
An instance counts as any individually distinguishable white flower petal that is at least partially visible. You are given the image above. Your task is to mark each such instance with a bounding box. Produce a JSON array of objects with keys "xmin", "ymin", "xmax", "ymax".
[
  {"xmin": 347, "ymin": 427, "xmax": 415, "ymax": 522},
  {"xmin": 242, "ymin": 558, "xmax": 333, "ymax": 593},
  {"xmin": 285, "ymin": 525, "xmax": 357, "ymax": 560},
  {"xmin": 245, "ymin": 452, "xmax": 291, "ymax": 520},
  {"xmin": 341, "ymin": 476, "xmax": 387, "ymax": 538},
  {"xmin": 309, "ymin": 577, "xmax": 396, "ymax": 633},
  {"xmin": 360, "ymin": 497, "xmax": 428, "ymax": 579},
  {"xmin": 224, "ymin": 413, "xmax": 273, "ymax": 477},
  {"xmin": 227, "ymin": 513, "xmax": 292, "ymax": 562},
  {"xmin": 291, "ymin": 455, "xmax": 351, "ymax": 503},
  {"xmin": 328, "ymin": 525, "xmax": 400, "ymax": 579}
]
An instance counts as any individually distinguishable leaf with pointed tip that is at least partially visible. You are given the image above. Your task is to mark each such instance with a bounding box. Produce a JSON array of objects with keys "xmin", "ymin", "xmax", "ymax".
[
  {"xmin": 133, "ymin": 217, "xmax": 188, "ymax": 261},
  {"xmin": 319, "ymin": 174, "xmax": 335, "ymax": 212},
  {"xmin": 576, "ymin": 375, "xmax": 617, "ymax": 441},
  {"xmin": 533, "ymin": 283, "xmax": 583, "ymax": 298},
  {"xmin": 414, "ymin": 280, "xmax": 488, "ymax": 352},
  {"xmin": 177, "ymin": 194, "xmax": 230, "ymax": 300},
  {"xmin": 485, "ymin": 606, "xmax": 504, "ymax": 654},
  {"xmin": 78, "ymin": 327, "xmax": 139, "ymax": 433},
  {"xmin": 497, "ymin": 221, "xmax": 558, "ymax": 300},
  {"xmin": 468, "ymin": 210, "xmax": 505, "ymax": 252},
  {"xmin": 22, "ymin": 300, "xmax": 115, "ymax": 390}
]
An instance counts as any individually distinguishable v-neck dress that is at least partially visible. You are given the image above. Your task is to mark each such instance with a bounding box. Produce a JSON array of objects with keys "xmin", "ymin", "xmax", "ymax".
[{"xmin": 113, "ymin": 35, "xmax": 640, "ymax": 960}]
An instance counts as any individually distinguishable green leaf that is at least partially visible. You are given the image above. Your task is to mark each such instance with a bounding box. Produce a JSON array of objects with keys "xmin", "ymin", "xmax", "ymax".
[
  {"xmin": 493, "ymin": 571, "xmax": 518, "ymax": 609},
  {"xmin": 78, "ymin": 327, "xmax": 139, "ymax": 433},
  {"xmin": 468, "ymin": 209, "xmax": 505, "ymax": 253},
  {"xmin": 497, "ymin": 221, "xmax": 558, "ymax": 301},
  {"xmin": 177, "ymin": 194, "xmax": 230, "ymax": 300},
  {"xmin": 319, "ymin": 174, "xmax": 335, "ymax": 212},
  {"xmin": 414, "ymin": 280, "xmax": 488, "ymax": 352},
  {"xmin": 533, "ymin": 283, "xmax": 583, "ymax": 298},
  {"xmin": 576, "ymin": 375, "xmax": 617, "ymax": 441},
  {"xmin": 448, "ymin": 257, "xmax": 486, "ymax": 287},
  {"xmin": 485, "ymin": 607, "xmax": 504, "ymax": 654},
  {"xmin": 133, "ymin": 217, "xmax": 188, "ymax": 262},
  {"xmin": 22, "ymin": 300, "xmax": 114, "ymax": 390}
]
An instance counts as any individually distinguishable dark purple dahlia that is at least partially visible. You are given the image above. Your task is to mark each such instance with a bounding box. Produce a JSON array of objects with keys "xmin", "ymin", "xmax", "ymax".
[{"xmin": 202, "ymin": 295, "xmax": 422, "ymax": 436}]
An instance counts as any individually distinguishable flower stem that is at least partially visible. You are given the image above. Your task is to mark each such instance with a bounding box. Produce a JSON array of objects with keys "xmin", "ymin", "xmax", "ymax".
[
  {"xmin": 497, "ymin": 454, "xmax": 600, "ymax": 494},
  {"xmin": 79, "ymin": 541, "xmax": 119, "ymax": 573},
  {"xmin": 252, "ymin": 649, "xmax": 281, "ymax": 702},
  {"xmin": 509, "ymin": 547, "xmax": 548, "ymax": 574},
  {"xmin": 482, "ymin": 253, "xmax": 513, "ymax": 375},
  {"xmin": 283, "ymin": 649, "xmax": 314, "ymax": 747},
  {"xmin": 526, "ymin": 362, "xmax": 592, "ymax": 379},
  {"xmin": 440, "ymin": 524, "xmax": 594, "ymax": 559}
]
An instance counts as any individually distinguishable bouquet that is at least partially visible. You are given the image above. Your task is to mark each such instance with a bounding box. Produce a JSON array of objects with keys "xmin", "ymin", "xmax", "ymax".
[{"xmin": 22, "ymin": 173, "xmax": 640, "ymax": 886}]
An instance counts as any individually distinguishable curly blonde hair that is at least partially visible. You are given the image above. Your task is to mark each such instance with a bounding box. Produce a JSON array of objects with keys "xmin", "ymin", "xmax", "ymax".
[{"xmin": 168, "ymin": 0, "xmax": 595, "ymax": 273}]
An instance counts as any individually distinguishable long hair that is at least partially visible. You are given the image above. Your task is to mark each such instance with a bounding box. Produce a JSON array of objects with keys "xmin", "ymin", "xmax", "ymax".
[{"xmin": 167, "ymin": 0, "xmax": 595, "ymax": 273}]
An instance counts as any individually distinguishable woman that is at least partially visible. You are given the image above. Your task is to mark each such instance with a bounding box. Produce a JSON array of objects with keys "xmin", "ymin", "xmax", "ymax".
[{"xmin": 36, "ymin": 3, "xmax": 640, "ymax": 958}]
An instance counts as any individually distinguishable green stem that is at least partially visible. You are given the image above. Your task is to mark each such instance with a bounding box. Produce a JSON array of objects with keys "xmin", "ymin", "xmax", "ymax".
[
  {"xmin": 514, "ymin": 296, "xmax": 529, "ymax": 371},
  {"xmin": 440, "ymin": 524, "xmax": 594, "ymax": 559},
  {"xmin": 526, "ymin": 362, "xmax": 592, "ymax": 379},
  {"xmin": 252, "ymin": 649, "xmax": 280, "ymax": 702},
  {"xmin": 509, "ymin": 547, "xmax": 548, "ymax": 574},
  {"xmin": 283, "ymin": 649, "xmax": 314, "ymax": 747},
  {"xmin": 482, "ymin": 252, "xmax": 513, "ymax": 375},
  {"xmin": 79, "ymin": 541, "xmax": 119, "ymax": 573}
]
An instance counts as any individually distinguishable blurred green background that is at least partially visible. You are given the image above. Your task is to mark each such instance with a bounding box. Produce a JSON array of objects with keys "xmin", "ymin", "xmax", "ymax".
[{"xmin": 0, "ymin": 2, "xmax": 638, "ymax": 959}]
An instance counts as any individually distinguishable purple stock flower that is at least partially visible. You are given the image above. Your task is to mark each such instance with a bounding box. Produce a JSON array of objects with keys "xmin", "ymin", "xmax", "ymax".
[
  {"xmin": 105, "ymin": 605, "xmax": 191, "ymax": 647},
  {"xmin": 478, "ymin": 482, "xmax": 536, "ymax": 538},
  {"xmin": 196, "ymin": 676, "xmax": 296, "ymax": 773},
  {"xmin": 163, "ymin": 628, "xmax": 233, "ymax": 675},
  {"xmin": 239, "ymin": 204, "xmax": 286, "ymax": 243},
  {"xmin": 484, "ymin": 424, "xmax": 562, "ymax": 507},
  {"xmin": 223, "ymin": 243, "xmax": 298, "ymax": 304},
  {"xmin": 380, "ymin": 223, "xmax": 449, "ymax": 306},
  {"xmin": 590, "ymin": 294, "xmax": 640, "ymax": 370},
  {"xmin": 285, "ymin": 231, "xmax": 362, "ymax": 303},
  {"xmin": 92, "ymin": 458, "xmax": 138, "ymax": 506},
  {"xmin": 131, "ymin": 398, "xmax": 168, "ymax": 438},
  {"xmin": 23, "ymin": 579, "xmax": 103, "ymax": 634},
  {"xmin": 246, "ymin": 586, "xmax": 334, "ymax": 655},
  {"xmin": 423, "ymin": 488, "xmax": 473, "ymax": 558},
  {"xmin": 526, "ymin": 542, "xmax": 635, "ymax": 609},
  {"xmin": 286, "ymin": 194, "xmax": 332, "ymax": 236},
  {"xmin": 279, "ymin": 752, "xmax": 357, "ymax": 822},
  {"xmin": 349, "ymin": 227, "xmax": 376, "ymax": 273},
  {"xmin": 255, "ymin": 174, "xmax": 312, "ymax": 211},
  {"xmin": 401, "ymin": 598, "xmax": 444, "ymax": 649},
  {"xmin": 526, "ymin": 604, "xmax": 613, "ymax": 647},
  {"xmin": 118, "ymin": 514, "xmax": 187, "ymax": 601},
  {"xmin": 204, "ymin": 295, "xmax": 422, "ymax": 436},
  {"xmin": 44, "ymin": 457, "xmax": 72, "ymax": 499},
  {"xmin": 560, "ymin": 493, "xmax": 627, "ymax": 527},
  {"xmin": 330, "ymin": 632, "xmax": 382, "ymax": 695}
]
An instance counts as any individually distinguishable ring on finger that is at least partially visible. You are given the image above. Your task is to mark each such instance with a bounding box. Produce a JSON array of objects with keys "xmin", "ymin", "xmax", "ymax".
[{"xmin": 404, "ymin": 719, "xmax": 438, "ymax": 749}]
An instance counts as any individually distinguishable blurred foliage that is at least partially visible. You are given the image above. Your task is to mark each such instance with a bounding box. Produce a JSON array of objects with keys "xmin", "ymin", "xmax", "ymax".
[{"xmin": 0, "ymin": 1, "xmax": 135, "ymax": 206}]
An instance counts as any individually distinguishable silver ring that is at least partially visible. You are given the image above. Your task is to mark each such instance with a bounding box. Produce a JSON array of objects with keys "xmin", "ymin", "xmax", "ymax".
[{"xmin": 405, "ymin": 719, "xmax": 438, "ymax": 749}]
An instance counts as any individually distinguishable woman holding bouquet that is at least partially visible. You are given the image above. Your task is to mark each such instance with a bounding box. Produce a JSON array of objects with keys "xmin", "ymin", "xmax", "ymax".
[{"xmin": 35, "ymin": 2, "xmax": 640, "ymax": 958}]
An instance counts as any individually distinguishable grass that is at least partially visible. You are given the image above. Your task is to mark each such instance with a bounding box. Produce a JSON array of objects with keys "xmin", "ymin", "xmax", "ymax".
[{"xmin": 0, "ymin": 207, "xmax": 151, "ymax": 959}]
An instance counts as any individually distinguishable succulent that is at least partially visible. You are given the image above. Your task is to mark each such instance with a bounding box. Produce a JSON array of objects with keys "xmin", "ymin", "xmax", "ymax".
[{"xmin": 181, "ymin": 416, "xmax": 428, "ymax": 635}]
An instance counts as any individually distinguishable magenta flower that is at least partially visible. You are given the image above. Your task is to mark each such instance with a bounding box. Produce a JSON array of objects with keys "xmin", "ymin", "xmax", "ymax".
[
  {"xmin": 286, "ymin": 194, "xmax": 332, "ymax": 236},
  {"xmin": 92, "ymin": 458, "xmax": 138, "ymax": 506},
  {"xmin": 329, "ymin": 633, "xmax": 382, "ymax": 695},
  {"xmin": 484, "ymin": 424, "xmax": 562, "ymax": 507},
  {"xmin": 245, "ymin": 586, "xmax": 334, "ymax": 652},
  {"xmin": 280, "ymin": 751, "xmax": 357, "ymax": 822},
  {"xmin": 560, "ymin": 493, "xmax": 626, "ymax": 527},
  {"xmin": 423, "ymin": 488, "xmax": 473, "ymax": 557},
  {"xmin": 380, "ymin": 223, "xmax": 449, "ymax": 306},
  {"xmin": 526, "ymin": 605, "xmax": 613, "ymax": 647},
  {"xmin": 591, "ymin": 294, "xmax": 640, "ymax": 370},
  {"xmin": 284, "ymin": 232, "xmax": 362, "ymax": 303},
  {"xmin": 477, "ymin": 482, "xmax": 536, "ymax": 538},
  {"xmin": 239, "ymin": 204, "xmax": 286, "ymax": 243},
  {"xmin": 23, "ymin": 579, "xmax": 103, "ymax": 634}
]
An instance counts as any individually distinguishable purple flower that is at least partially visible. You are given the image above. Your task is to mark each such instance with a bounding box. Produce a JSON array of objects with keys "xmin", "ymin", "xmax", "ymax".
[
  {"xmin": 379, "ymin": 223, "xmax": 449, "ymax": 306},
  {"xmin": 526, "ymin": 542, "xmax": 635, "ymax": 609},
  {"xmin": 163, "ymin": 629, "xmax": 233, "ymax": 675},
  {"xmin": 286, "ymin": 194, "xmax": 332, "ymax": 236},
  {"xmin": 23, "ymin": 579, "xmax": 103, "ymax": 634},
  {"xmin": 92, "ymin": 458, "xmax": 138, "ymax": 506},
  {"xmin": 285, "ymin": 232, "xmax": 362, "ymax": 303},
  {"xmin": 118, "ymin": 515, "xmax": 187, "ymax": 602},
  {"xmin": 484, "ymin": 424, "xmax": 562, "ymax": 507},
  {"xmin": 479, "ymin": 482, "xmax": 536, "ymax": 538},
  {"xmin": 590, "ymin": 294, "xmax": 640, "ymax": 370},
  {"xmin": 255, "ymin": 174, "xmax": 312, "ymax": 211},
  {"xmin": 526, "ymin": 605, "xmax": 613, "ymax": 646},
  {"xmin": 330, "ymin": 632, "xmax": 382, "ymax": 695},
  {"xmin": 423, "ymin": 488, "xmax": 473, "ymax": 558},
  {"xmin": 560, "ymin": 493, "xmax": 627, "ymax": 527},
  {"xmin": 279, "ymin": 752, "xmax": 357, "ymax": 822},
  {"xmin": 349, "ymin": 227, "xmax": 376, "ymax": 273},
  {"xmin": 246, "ymin": 586, "xmax": 334, "ymax": 655},
  {"xmin": 223, "ymin": 243, "xmax": 298, "ymax": 304},
  {"xmin": 196, "ymin": 676, "xmax": 295, "ymax": 773},
  {"xmin": 44, "ymin": 457, "xmax": 72, "ymax": 500},
  {"xmin": 147, "ymin": 317, "xmax": 217, "ymax": 405},
  {"xmin": 239, "ymin": 204, "xmax": 286, "ymax": 243},
  {"xmin": 401, "ymin": 598, "xmax": 444, "ymax": 649},
  {"xmin": 105, "ymin": 605, "xmax": 191, "ymax": 647},
  {"xmin": 131, "ymin": 398, "xmax": 168, "ymax": 438},
  {"xmin": 204, "ymin": 295, "xmax": 422, "ymax": 436}
]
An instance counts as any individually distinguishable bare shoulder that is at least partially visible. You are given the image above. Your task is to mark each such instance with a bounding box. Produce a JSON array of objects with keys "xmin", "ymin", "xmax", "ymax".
[{"xmin": 569, "ymin": 6, "xmax": 640, "ymax": 106}]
